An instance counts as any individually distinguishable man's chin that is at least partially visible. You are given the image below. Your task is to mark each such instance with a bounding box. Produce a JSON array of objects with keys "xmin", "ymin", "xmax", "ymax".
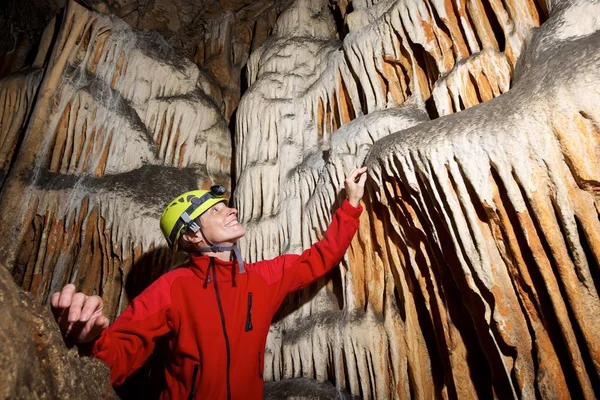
[
  {"xmin": 234, "ymin": 231, "xmax": 246, "ymax": 241},
  {"xmin": 234, "ymin": 227, "xmax": 246, "ymax": 239},
  {"xmin": 222, "ymin": 231, "xmax": 246, "ymax": 244}
]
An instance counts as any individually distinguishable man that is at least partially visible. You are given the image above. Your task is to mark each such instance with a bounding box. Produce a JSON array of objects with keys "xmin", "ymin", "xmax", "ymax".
[{"xmin": 51, "ymin": 167, "xmax": 367, "ymax": 399}]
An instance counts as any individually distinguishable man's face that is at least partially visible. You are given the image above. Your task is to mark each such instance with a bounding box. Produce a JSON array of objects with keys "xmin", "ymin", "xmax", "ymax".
[{"xmin": 198, "ymin": 202, "xmax": 246, "ymax": 246}]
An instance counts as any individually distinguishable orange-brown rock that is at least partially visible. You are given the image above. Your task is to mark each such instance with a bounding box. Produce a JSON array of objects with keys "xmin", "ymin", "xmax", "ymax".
[
  {"xmin": 0, "ymin": 0, "xmax": 231, "ymax": 321},
  {"xmin": 0, "ymin": 0, "xmax": 599, "ymax": 399}
]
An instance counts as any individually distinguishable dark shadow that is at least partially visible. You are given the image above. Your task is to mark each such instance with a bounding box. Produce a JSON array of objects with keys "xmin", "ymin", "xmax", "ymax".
[
  {"xmin": 327, "ymin": 0, "xmax": 350, "ymax": 41},
  {"xmin": 114, "ymin": 247, "xmax": 176, "ymax": 400},
  {"xmin": 425, "ymin": 96, "xmax": 439, "ymax": 119},
  {"xmin": 229, "ymin": 65, "xmax": 247, "ymax": 199},
  {"xmin": 124, "ymin": 247, "xmax": 173, "ymax": 301},
  {"xmin": 0, "ymin": 7, "xmax": 63, "ymax": 193},
  {"xmin": 264, "ymin": 376, "xmax": 359, "ymax": 399},
  {"xmin": 228, "ymin": 106, "xmax": 238, "ymax": 197},
  {"xmin": 113, "ymin": 334, "xmax": 170, "ymax": 400},
  {"xmin": 239, "ymin": 63, "xmax": 249, "ymax": 97},
  {"xmin": 271, "ymin": 259, "xmax": 344, "ymax": 325}
]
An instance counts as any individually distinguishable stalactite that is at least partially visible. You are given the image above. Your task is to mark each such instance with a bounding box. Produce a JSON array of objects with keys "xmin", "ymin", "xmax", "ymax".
[
  {"xmin": 364, "ymin": 15, "xmax": 600, "ymax": 395},
  {"xmin": 432, "ymin": 49, "xmax": 512, "ymax": 115},
  {"xmin": 236, "ymin": 0, "xmax": 547, "ymax": 263},
  {"xmin": 0, "ymin": 70, "xmax": 43, "ymax": 179},
  {"xmin": 0, "ymin": 0, "xmax": 231, "ymax": 317},
  {"xmin": 234, "ymin": 0, "xmax": 599, "ymax": 398}
]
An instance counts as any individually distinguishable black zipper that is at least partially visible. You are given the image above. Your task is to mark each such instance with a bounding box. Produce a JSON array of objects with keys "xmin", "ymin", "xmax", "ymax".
[
  {"xmin": 245, "ymin": 292, "xmax": 253, "ymax": 332},
  {"xmin": 188, "ymin": 364, "xmax": 199, "ymax": 400},
  {"xmin": 211, "ymin": 259, "xmax": 232, "ymax": 400}
]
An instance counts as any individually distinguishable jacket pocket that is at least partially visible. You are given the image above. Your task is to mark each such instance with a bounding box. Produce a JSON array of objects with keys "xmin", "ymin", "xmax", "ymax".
[
  {"xmin": 258, "ymin": 351, "xmax": 263, "ymax": 379},
  {"xmin": 188, "ymin": 364, "xmax": 200, "ymax": 400},
  {"xmin": 245, "ymin": 292, "xmax": 253, "ymax": 332}
]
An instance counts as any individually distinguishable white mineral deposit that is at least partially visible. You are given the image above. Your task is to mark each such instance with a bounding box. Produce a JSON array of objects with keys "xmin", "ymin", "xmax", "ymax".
[{"xmin": 0, "ymin": 0, "xmax": 598, "ymax": 398}]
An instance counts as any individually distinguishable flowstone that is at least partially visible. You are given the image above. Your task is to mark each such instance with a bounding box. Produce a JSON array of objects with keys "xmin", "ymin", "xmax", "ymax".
[
  {"xmin": 0, "ymin": 0, "xmax": 231, "ymax": 321},
  {"xmin": 0, "ymin": 0, "xmax": 598, "ymax": 398},
  {"xmin": 234, "ymin": 0, "xmax": 599, "ymax": 398}
]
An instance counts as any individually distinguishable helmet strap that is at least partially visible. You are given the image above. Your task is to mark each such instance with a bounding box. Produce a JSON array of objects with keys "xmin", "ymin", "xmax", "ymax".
[
  {"xmin": 192, "ymin": 244, "xmax": 245, "ymax": 274},
  {"xmin": 188, "ymin": 216, "xmax": 245, "ymax": 274}
]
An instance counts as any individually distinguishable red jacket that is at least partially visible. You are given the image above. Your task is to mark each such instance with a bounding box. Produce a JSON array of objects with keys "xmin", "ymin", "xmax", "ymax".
[{"xmin": 93, "ymin": 200, "xmax": 362, "ymax": 399}]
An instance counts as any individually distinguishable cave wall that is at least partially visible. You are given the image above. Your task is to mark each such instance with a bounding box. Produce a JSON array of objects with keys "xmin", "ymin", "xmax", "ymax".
[
  {"xmin": 0, "ymin": 0, "xmax": 599, "ymax": 398},
  {"xmin": 0, "ymin": 261, "xmax": 118, "ymax": 398},
  {"xmin": 234, "ymin": 0, "xmax": 599, "ymax": 398},
  {"xmin": 0, "ymin": 0, "xmax": 231, "ymax": 320}
]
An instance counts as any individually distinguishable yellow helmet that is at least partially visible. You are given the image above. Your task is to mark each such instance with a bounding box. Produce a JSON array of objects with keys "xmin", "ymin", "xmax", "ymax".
[{"xmin": 160, "ymin": 185, "xmax": 228, "ymax": 249}]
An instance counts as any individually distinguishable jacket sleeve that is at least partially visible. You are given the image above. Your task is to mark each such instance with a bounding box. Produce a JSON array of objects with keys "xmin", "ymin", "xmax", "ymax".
[
  {"xmin": 92, "ymin": 275, "xmax": 173, "ymax": 386},
  {"xmin": 251, "ymin": 199, "xmax": 362, "ymax": 305}
]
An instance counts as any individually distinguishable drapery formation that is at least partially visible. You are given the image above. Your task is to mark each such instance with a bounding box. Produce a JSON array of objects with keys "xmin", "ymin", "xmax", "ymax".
[
  {"xmin": 0, "ymin": 1, "xmax": 231, "ymax": 319},
  {"xmin": 234, "ymin": 0, "xmax": 599, "ymax": 398},
  {"xmin": 0, "ymin": 0, "xmax": 598, "ymax": 398}
]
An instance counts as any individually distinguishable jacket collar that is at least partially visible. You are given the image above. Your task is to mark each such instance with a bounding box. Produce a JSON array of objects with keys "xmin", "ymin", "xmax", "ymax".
[{"xmin": 188, "ymin": 254, "xmax": 239, "ymax": 284}]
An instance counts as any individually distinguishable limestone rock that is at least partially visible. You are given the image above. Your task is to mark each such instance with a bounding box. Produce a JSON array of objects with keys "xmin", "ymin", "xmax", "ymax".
[
  {"xmin": 3, "ymin": 0, "xmax": 280, "ymax": 121},
  {"xmin": 0, "ymin": 69, "xmax": 43, "ymax": 184},
  {"xmin": 264, "ymin": 377, "xmax": 357, "ymax": 399},
  {"xmin": 0, "ymin": 263, "xmax": 117, "ymax": 399},
  {"xmin": 0, "ymin": 0, "xmax": 599, "ymax": 399},
  {"xmin": 0, "ymin": 0, "xmax": 231, "ymax": 320},
  {"xmin": 234, "ymin": 0, "xmax": 599, "ymax": 398}
]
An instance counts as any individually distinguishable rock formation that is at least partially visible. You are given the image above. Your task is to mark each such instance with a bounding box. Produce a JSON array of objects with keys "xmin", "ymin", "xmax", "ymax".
[
  {"xmin": 0, "ymin": 0, "xmax": 231, "ymax": 320},
  {"xmin": 0, "ymin": 0, "xmax": 599, "ymax": 398},
  {"xmin": 0, "ymin": 261, "xmax": 117, "ymax": 398}
]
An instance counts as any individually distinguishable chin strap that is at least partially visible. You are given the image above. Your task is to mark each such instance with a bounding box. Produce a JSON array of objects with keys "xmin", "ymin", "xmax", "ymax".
[{"xmin": 193, "ymin": 244, "xmax": 245, "ymax": 274}]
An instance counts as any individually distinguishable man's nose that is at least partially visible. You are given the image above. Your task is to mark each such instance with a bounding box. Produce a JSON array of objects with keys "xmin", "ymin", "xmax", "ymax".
[{"xmin": 228, "ymin": 207, "xmax": 238, "ymax": 215}]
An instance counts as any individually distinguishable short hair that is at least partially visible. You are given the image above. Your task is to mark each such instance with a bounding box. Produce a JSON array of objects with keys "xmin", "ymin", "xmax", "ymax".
[{"xmin": 177, "ymin": 217, "xmax": 204, "ymax": 253}]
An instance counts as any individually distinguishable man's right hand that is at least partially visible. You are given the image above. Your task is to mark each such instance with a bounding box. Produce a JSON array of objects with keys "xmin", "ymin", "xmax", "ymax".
[{"xmin": 51, "ymin": 284, "xmax": 110, "ymax": 343}]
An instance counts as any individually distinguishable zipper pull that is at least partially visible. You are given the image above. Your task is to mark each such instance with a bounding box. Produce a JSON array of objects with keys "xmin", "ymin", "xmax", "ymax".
[{"xmin": 245, "ymin": 292, "xmax": 253, "ymax": 332}]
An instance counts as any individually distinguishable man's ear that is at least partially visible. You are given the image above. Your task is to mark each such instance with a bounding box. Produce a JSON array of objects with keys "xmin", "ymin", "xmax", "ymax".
[{"xmin": 180, "ymin": 228, "xmax": 204, "ymax": 246}]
